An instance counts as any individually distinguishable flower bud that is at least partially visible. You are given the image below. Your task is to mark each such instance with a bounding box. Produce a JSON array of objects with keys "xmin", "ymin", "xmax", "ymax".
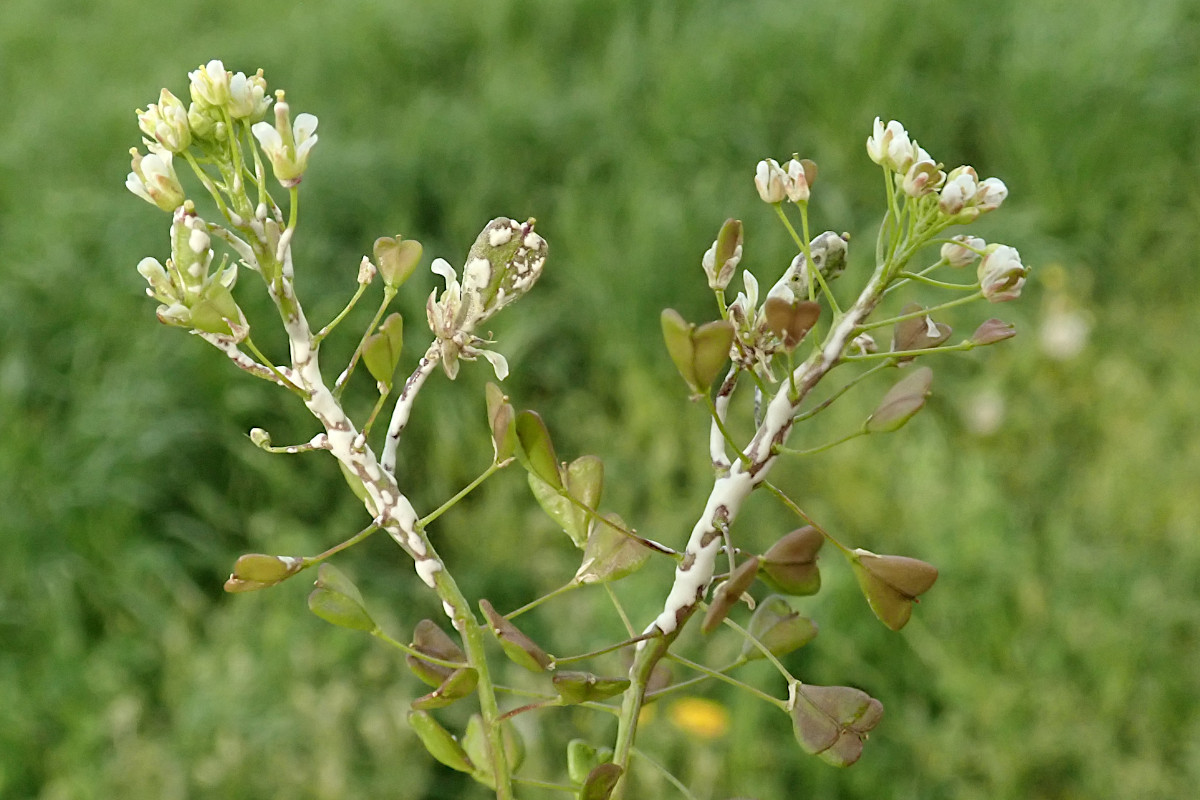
[
  {"xmin": 251, "ymin": 93, "xmax": 318, "ymax": 187},
  {"xmin": 137, "ymin": 89, "xmax": 192, "ymax": 153},
  {"xmin": 702, "ymin": 218, "xmax": 743, "ymax": 291},
  {"xmin": 975, "ymin": 177, "xmax": 1008, "ymax": 211},
  {"xmin": 782, "ymin": 157, "xmax": 811, "ymax": 203},
  {"xmin": 227, "ymin": 69, "xmax": 271, "ymax": 121},
  {"xmin": 754, "ymin": 158, "xmax": 787, "ymax": 203},
  {"xmin": 940, "ymin": 235, "xmax": 985, "ymax": 268},
  {"xmin": 938, "ymin": 166, "xmax": 979, "ymax": 216},
  {"xmin": 188, "ymin": 60, "xmax": 231, "ymax": 108},
  {"xmin": 126, "ymin": 149, "xmax": 185, "ymax": 212},
  {"xmin": 977, "ymin": 244, "xmax": 1028, "ymax": 303},
  {"xmin": 902, "ymin": 158, "xmax": 944, "ymax": 197}
]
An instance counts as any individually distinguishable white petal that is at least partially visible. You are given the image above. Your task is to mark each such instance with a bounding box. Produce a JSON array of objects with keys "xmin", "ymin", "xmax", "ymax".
[
  {"xmin": 293, "ymin": 113, "xmax": 319, "ymax": 140},
  {"xmin": 430, "ymin": 257, "xmax": 457, "ymax": 283},
  {"xmin": 478, "ymin": 349, "xmax": 509, "ymax": 380},
  {"xmin": 251, "ymin": 121, "xmax": 281, "ymax": 152}
]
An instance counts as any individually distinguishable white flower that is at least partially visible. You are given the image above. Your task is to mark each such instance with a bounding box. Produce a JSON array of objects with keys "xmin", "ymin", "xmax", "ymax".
[
  {"xmin": 940, "ymin": 235, "xmax": 986, "ymax": 268},
  {"xmin": 754, "ymin": 158, "xmax": 787, "ymax": 203},
  {"xmin": 251, "ymin": 100, "xmax": 318, "ymax": 187},
  {"xmin": 137, "ymin": 89, "xmax": 191, "ymax": 153},
  {"xmin": 977, "ymin": 244, "xmax": 1028, "ymax": 303},
  {"xmin": 902, "ymin": 157, "xmax": 944, "ymax": 197},
  {"xmin": 228, "ymin": 69, "xmax": 271, "ymax": 121},
  {"xmin": 975, "ymin": 177, "xmax": 1008, "ymax": 211},
  {"xmin": 126, "ymin": 148, "xmax": 185, "ymax": 212},
  {"xmin": 782, "ymin": 158, "xmax": 810, "ymax": 203},
  {"xmin": 188, "ymin": 60, "xmax": 230, "ymax": 108},
  {"xmin": 938, "ymin": 166, "xmax": 979, "ymax": 216},
  {"xmin": 866, "ymin": 118, "xmax": 917, "ymax": 173}
]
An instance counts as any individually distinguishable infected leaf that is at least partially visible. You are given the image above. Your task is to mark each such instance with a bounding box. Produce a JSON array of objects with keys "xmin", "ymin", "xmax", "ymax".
[
  {"xmin": 740, "ymin": 595, "xmax": 818, "ymax": 661},
  {"xmin": 791, "ymin": 683, "xmax": 884, "ymax": 767},
  {"xmin": 702, "ymin": 556, "xmax": 760, "ymax": 633},
  {"xmin": 514, "ymin": 410, "xmax": 562, "ymax": 489},
  {"xmin": 552, "ymin": 671, "xmax": 630, "ymax": 704},
  {"xmin": 850, "ymin": 549, "xmax": 938, "ymax": 631},
  {"xmin": 574, "ymin": 513, "xmax": 651, "ymax": 584},
  {"xmin": 866, "ymin": 366, "xmax": 933, "ymax": 433},
  {"xmin": 480, "ymin": 598, "xmax": 553, "ymax": 672}
]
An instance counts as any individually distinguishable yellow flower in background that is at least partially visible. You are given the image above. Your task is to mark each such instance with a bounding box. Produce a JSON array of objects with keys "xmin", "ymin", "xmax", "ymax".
[{"xmin": 668, "ymin": 698, "xmax": 730, "ymax": 740}]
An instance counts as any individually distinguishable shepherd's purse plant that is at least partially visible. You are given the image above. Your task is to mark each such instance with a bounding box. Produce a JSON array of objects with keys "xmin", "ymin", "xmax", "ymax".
[{"xmin": 126, "ymin": 61, "xmax": 1029, "ymax": 799}]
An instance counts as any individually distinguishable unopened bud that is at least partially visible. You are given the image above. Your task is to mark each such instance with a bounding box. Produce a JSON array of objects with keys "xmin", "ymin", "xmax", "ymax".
[
  {"xmin": 978, "ymin": 244, "xmax": 1027, "ymax": 303},
  {"xmin": 702, "ymin": 218, "xmax": 743, "ymax": 290},
  {"xmin": 941, "ymin": 235, "xmax": 985, "ymax": 268},
  {"xmin": 754, "ymin": 158, "xmax": 787, "ymax": 203}
]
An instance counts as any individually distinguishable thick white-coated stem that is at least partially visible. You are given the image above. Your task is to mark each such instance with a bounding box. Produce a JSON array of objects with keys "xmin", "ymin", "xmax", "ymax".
[{"xmin": 380, "ymin": 340, "xmax": 442, "ymax": 476}]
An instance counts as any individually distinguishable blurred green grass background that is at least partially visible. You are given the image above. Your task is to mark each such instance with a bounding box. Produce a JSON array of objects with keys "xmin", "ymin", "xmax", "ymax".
[{"xmin": 2, "ymin": 0, "xmax": 1198, "ymax": 798}]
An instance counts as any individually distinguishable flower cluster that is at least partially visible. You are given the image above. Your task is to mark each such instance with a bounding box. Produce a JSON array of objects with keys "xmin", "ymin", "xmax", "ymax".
[
  {"xmin": 754, "ymin": 156, "xmax": 815, "ymax": 204},
  {"xmin": 127, "ymin": 61, "xmax": 318, "ymax": 210},
  {"xmin": 426, "ymin": 217, "xmax": 548, "ymax": 378},
  {"xmin": 136, "ymin": 204, "xmax": 246, "ymax": 337},
  {"xmin": 866, "ymin": 118, "xmax": 1008, "ymax": 220}
]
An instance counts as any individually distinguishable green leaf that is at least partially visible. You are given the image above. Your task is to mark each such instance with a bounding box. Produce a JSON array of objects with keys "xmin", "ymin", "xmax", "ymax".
[
  {"xmin": 307, "ymin": 588, "xmax": 376, "ymax": 631},
  {"xmin": 701, "ymin": 556, "xmax": 760, "ymax": 634},
  {"xmin": 760, "ymin": 526, "xmax": 824, "ymax": 596},
  {"xmin": 480, "ymin": 599, "xmax": 553, "ymax": 672},
  {"xmin": 574, "ymin": 513, "xmax": 650, "ymax": 584},
  {"xmin": 374, "ymin": 236, "xmax": 423, "ymax": 288},
  {"xmin": 865, "ymin": 366, "xmax": 933, "ymax": 433},
  {"xmin": 552, "ymin": 671, "xmax": 630, "ymax": 705},
  {"xmin": 464, "ymin": 714, "xmax": 525, "ymax": 788},
  {"xmin": 411, "ymin": 667, "xmax": 479, "ymax": 710},
  {"xmin": 566, "ymin": 739, "xmax": 601, "ymax": 785},
  {"xmin": 307, "ymin": 563, "xmax": 376, "ymax": 631},
  {"xmin": 661, "ymin": 308, "xmax": 699, "ymax": 390},
  {"xmin": 791, "ymin": 684, "xmax": 884, "ymax": 767},
  {"xmin": 579, "ymin": 763, "xmax": 622, "ymax": 800},
  {"xmin": 362, "ymin": 313, "xmax": 404, "ymax": 390},
  {"xmin": 405, "ymin": 619, "xmax": 466, "ymax": 687},
  {"xmin": 528, "ymin": 473, "xmax": 585, "ymax": 547},
  {"xmin": 690, "ymin": 319, "xmax": 736, "ymax": 389},
  {"xmin": 514, "ymin": 410, "xmax": 562, "ymax": 489},
  {"xmin": 485, "ymin": 382, "xmax": 517, "ymax": 461},
  {"xmin": 740, "ymin": 595, "xmax": 818, "ymax": 661},
  {"xmin": 408, "ymin": 710, "xmax": 474, "ymax": 773},
  {"xmin": 850, "ymin": 549, "xmax": 938, "ymax": 631}
]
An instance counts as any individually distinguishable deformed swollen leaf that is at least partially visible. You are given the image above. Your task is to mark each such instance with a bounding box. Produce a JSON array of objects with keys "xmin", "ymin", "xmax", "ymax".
[
  {"xmin": 574, "ymin": 513, "xmax": 651, "ymax": 584},
  {"xmin": 224, "ymin": 553, "xmax": 303, "ymax": 592},
  {"xmin": 760, "ymin": 526, "xmax": 824, "ymax": 596},
  {"xmin": 702, "ymin": 556, "xmax": 760, "ymax": 634},
  {"xmin": 362, "ymin": 313, "xmax": 404, "ymax": 390},
  {"xmin": 552, "ymin": 671, "xmax": 631, "ymax": 704},
  {"xmin": 408, "ymin": 709, "xmax": 474, "ymax": 774},
  {"xmin": 865, "ymin": 366, "xmax": 933, "ymax": 433},
  {"xmin": 406, "ymin": 618, "xmax": 467, "ymax": 687},
  {"xmin": 791, "ymin": 683, "xmax": 884, "ymax": 767},
  {"xmin": 850, "ymin": 549, "xmax": 938, "ymax": 631},
  {"xmin": 740, "ymin": 595, "xmax": 818, "ymax": 661},
  {"xmin": 411, "ymin": 667, "xmax": 479, "ymax": 710},
  {"xmin": 514, "ymin": 410, "xmax": 562, "ymax": 490},
  {"xmin": 307, "ymin": 563, "xmax": 376, "ymax": 631},
  {"xmin": 480, "ymin": 599, "xmax": 553, "ymax": 672},
  {"xmin": 580, "ymin": 763, "xmax": 623, "ymax": 800},
  {"xmin": 763, "ymin": 298, "xmax": 821, "ymax": 350},
  {"xmin": 484, "ymin": 382, "xmax": 516, "ymax": 461}
]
